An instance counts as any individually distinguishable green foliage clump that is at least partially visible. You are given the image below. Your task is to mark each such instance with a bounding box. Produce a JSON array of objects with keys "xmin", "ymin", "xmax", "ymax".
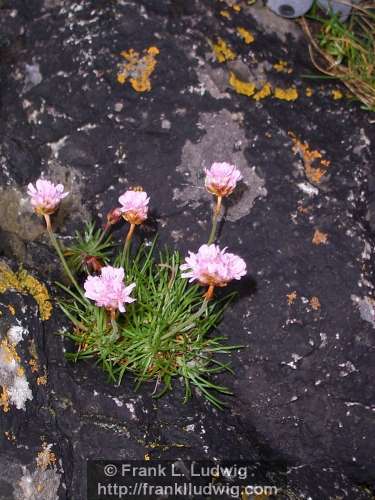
[{"xmin": 59, "ymin": 236, "xmax": 240, "ymax": 409}]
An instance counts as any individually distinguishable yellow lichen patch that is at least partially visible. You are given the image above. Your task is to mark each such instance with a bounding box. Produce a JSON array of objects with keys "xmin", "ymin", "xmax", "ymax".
[
  {"xmin": 309, "ymin": 296, "xmax": 321, "ymax": 310},
  {"xmin": 0, "ymin": 386, "xmax": 10, "ymax": 413},
  {"xmin": 273, "ymin": 60, "xmax": 292, "ymax": 74},
  {"xmin": 220, "ymin": 9, "xmax": 231, "ymax": 19},
  {"xmin": 287, "ymin": 291, "xmax": 297, "ymax": 305},
  {"xmin": 232, "ymin": 3, "xmax": 241, "ymax": 11},
  {"xmin": 289, "ymin": 132, "xmax": 330, "ymax": 185},
  {"xmin": 212, "ymin": 38, "xmax": 236, "ymax": 63},
  {"xmin": 305, "ymin": 87, "xmax": 313, "ymax": 97},
  {"xmin": 253, "ymin": 82, "xmax": 272, "ymax": 101},
  {"xmin": 7, "ymin": 305, "xmax": 15, "ymax": 316},
  {"xmin": 36, "ymin": 442, "xmax": 57, "ymax": 471},
  {"xmin": 274, "ymin": 86, "xmax": 298, "ymax": 101},
  {"xmin": 332, "ymin": 89, "xmax": 343, "ymax": 100},
  {"xmin": 117, "ymin": 46, "xmax": 159, "ymax": 93},
  {"xmin": 312, "ymin": 229, "xmax": 328, "ymax": 245},
  {"xmin": 0, "ymin": 263, "xmax": 52, "ymax": 321},
  {"xmin": 237, "ymin": 27, "xmax": 254, "ymax": 44},
  {"xmin": 229, "ymin": 72, "xmax": 255, "ymax": 96},
  {"xmin": 1, "ymin": 338, "xmax": 20, "ymax": 364}
]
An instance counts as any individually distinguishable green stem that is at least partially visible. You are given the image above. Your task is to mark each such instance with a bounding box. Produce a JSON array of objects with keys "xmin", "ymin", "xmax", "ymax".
[
  {"xmin": 110, "ymin": 309, "xmax": 119, "ymax": 337},
  {"xmin": 97, "ymin": 224, "xmax": 109, "ymax": 245},
  {"xmin": 121, "ymin": 223, "xmax": 136, "ymax": 268},
  {"xmin": 208, "ymin": 196, "xmax": 222, "ymax": 245},
  {"xmin": 44, "ymin": 214, "xmax": 87, "ymax": 301}
]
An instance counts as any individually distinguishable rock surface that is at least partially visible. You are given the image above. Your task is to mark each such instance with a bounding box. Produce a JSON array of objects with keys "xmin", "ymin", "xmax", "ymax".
[{"xmin": 0, "ymin": 0, "xmax": 374, "ymax": 498}]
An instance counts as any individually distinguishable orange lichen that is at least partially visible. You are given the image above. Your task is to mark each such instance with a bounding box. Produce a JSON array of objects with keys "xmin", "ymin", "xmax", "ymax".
[
  {"xmin": 4, "ymin": 431, "xmax": 16, "ymax": 442},
  {"xmin": 289, "ymin": 132, "xmax": 330, "ymax": 185},
  {"xmin": 273, "ymin": 60, "xmax": 292, "ymax": 74},
  {"xmin": 287, "ymin": 291, "xmax": 297, "ymax": 305},
  {"xmin": 274, "ymin": 86, "xmax": 298, "ymax": 101},
  {"xmin": 309, "ymin": 296, "xmax": 321, "ymax": 310},
  {"xmin": 0, "ymin": 263, "xmax": 52, "ymax": 321},
  {"xmin": 212, "ymin": 38, "xmax": 236, "ymax": 63},
  {"xmin": 0, "ymin": 386, "xmax": 10, "ymax": 413},
  {"xmin": 36, "ymin": 442, "xmax": 57, "ymax": 471},
  {"xmin": 37, "ymin": 374, "xmax": 48, "ymax": 386},
  {"xmin": 253, "ymin": 83, "xmax": 272, "ymax": 101},
  {"xmin": 312, "ymin": 229, "xmax": 328, "ymax": 245},
  {"xmin": 29, "ymin": 358, "xmax": 39, "ymax": 373},
  {"xmin": 237, "ymin": 27, "xmax": 254, "ymax": 44},
  {"xmin": 117, "ymin": 47, "xmax": 159, "ymax": 92},
  {"xmin": 332, "ymin": 89, "xmax": 343, "ymax": 100},
  {"xmin": 229, "ymin": 72, "xmax": 255, "ymax": 96}
]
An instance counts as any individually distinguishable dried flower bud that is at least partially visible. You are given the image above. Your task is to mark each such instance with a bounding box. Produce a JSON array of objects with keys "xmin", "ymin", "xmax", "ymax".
[
  {"xmin": 106, "ymin": 207, "xmax": 122, "ymax": 227},
  {"xmin": 85, "ymin": 256, "xmax": 103, "ymax": 273}
]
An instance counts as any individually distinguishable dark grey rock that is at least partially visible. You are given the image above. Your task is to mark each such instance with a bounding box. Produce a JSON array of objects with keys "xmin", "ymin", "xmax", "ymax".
[{"xmin": 0, "ymin": 0, "xmax": 374, "ymax": 499}]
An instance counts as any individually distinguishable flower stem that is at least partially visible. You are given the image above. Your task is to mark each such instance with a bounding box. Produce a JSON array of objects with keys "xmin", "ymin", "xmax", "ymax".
[
  {"xmin": 45, "ymin": 216, "xmax": 86, "ymax": 301},
  {"xmin": 203, "ymin": 284, "xmax": 215, "ymax": 301},
  {"xmin": 43, "ymin": 213, "xmax": 52, "ymax": 232},
  {"xmin": 208, "ymin": 196, "xmax": 222, "ymax": 245},
  {"xmin": 97, "ymin": 224, "xmax": 109, "ymax": 245},
  {"xmin": 109, "ymin": 309, "xmax": 118, "ymax": 337},
  {"xmin": 121, "ymin": 223, "xmax": 136, "ymax": 267}
]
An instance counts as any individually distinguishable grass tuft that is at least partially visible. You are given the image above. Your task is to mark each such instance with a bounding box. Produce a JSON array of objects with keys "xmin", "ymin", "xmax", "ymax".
[
  {"xmin": 59, "ymin": 233, "xmax": 241, "ymax": 409},
  {"xmin": 302, "ymin": 2, "xmax": 375, "ymax": 110}
]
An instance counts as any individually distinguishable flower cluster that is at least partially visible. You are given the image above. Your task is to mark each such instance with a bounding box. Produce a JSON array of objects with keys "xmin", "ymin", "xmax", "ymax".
[
  {"xmin": 181, "ymin": 244, "xmax": 246, "ymax": 287},
  {"xmin": 84, "ymin": 266, "xmax": 135, "ymax": 313},
  {"xmin": 205, "ymin": 162, "xmax": 243, "ymax": 198},
  {"xmin": 27, "ymin": 180, "xmax": 69, "ymax": 216},
  {"xmin": 26, "ymin": 162, "xmax": 247, "ymax": 406}
]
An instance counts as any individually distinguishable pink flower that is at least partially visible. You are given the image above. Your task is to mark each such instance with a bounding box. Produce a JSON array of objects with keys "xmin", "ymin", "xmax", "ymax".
[
  {"xmin": 118, "ymin": 190, "xmax": 149, "ymax": 225},
  {"xmin": 84, "ymin": 266, "xmax": 136, "ymax": 312},
  {"xmin": 27, "ymin": 179, "xmax": 69, "ymax": 215},
  {"xmin": 180, "ymin": 244, "xmax": 246, "ymax": 287},
  {"xmin": 205, "ymin": 162, "xmax": 242, "ymax": 197}
]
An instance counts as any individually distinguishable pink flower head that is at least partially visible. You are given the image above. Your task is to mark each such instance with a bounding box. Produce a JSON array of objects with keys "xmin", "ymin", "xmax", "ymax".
[
  {"xmin": 84, "ymin": 266, "xmax": 136, "ymax": 313},
  {"xmin": 118, "ymin": 189, "xmax": 149, "ymax": 225},
  {"xmin": 180, "ymin": 244, "xmax": 246, "ymax": 287},
  {"xmin": 27, "ymin": 179, "xmax": 69, "ymax": 215},
  {"xmin": 205, "ymin": 162, "xmax": 242, "ymax": 197}
]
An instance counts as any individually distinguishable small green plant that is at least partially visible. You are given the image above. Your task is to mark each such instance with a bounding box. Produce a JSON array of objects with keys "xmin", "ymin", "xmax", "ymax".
[
  {"xmin": 26, "ymin": 163, "xmax": 247, "ymax": 408},
  {"xmin": 64, "ymin": 221, "xmax": 113, "ymax": 275},
  {"xmin": 302, "ymin": 2, "xmax": 375, "ymax": 110},
  {"xmin": 61, "ymin": 241, "xmax": 238, "ymax": 408}
]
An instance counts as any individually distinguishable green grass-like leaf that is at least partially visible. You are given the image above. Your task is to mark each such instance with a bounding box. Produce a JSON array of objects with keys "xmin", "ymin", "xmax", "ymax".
[
  {"xmin": 60, "ymin": 241, "xmax": 241, "ymax": 409},
  {"xmin": 64, "ymin": 221, "xmax": 113, "ymax": 274}
]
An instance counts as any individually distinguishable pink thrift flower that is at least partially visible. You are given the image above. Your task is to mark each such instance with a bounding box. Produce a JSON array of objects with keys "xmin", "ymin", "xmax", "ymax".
[
  {"xmin": 205, "ymin": 162, "xmax": 242, "ymax": 197},
  {"xmin": 27, "ymin": 179, "xmax": 69, "ymax": 215},
  {"xmin": 84, "ymin": 266, "xmax": 136, "ymax": 312},
  {"xmin": 180, "ymin": 244, "xmax": 246, "ymax": 287},
  {"xmin": 118, "ymin": 190, "xmax": 149, "ymax": 225}
]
